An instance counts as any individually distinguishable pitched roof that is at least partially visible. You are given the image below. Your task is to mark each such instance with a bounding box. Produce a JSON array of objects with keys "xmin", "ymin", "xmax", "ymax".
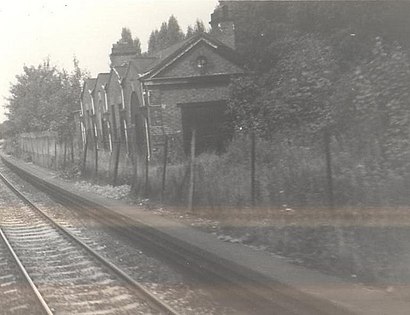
[
  {"xmin": 81, "ymin": 78, "xmax": 97, "ymax": 99},
  {"xmin": 113, "ymin": 65, "xmax": 127, "ymax": 79},
  {"xmin": 151, "ymin": 36, "xmax": 193, "ymax": 67},
  {"xmin": 127, "ymin": 57, "xmax": 158, "ymax": 76},
  {"xmin": 95, "ymin": 73, "xmax": 110, "ymax": 87},
  {"xmin": 141, "ymin": 32, "xmax": 244, "ymax": 80},
  {"xmin": 85, "ymin": 78, "xmax": 97, "ymax": 90}
]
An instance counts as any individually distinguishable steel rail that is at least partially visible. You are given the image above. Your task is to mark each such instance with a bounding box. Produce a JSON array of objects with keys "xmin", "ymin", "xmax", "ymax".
[
  {"xmin": 0, "ymin": 224, "xmax": 53, "ymax": 315},
  {"xmin": 0, "ymin": 171, "xmax": 180, "ymax": 315}
]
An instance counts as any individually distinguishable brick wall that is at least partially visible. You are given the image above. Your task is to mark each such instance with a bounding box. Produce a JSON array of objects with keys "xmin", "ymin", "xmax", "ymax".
[
  {"xmin": 158, "ymin": 44, "xmax": 243, "ymax": 78},
  {"xmin": 146, "ymin": 83, "xmax": 230, "ymax": 161},
  {"xmin": 106, "ymin": 72, "xmax": 123, "ymax": 142}
]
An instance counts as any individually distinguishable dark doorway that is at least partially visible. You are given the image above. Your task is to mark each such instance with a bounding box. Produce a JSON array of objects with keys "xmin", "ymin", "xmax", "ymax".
[{"xmin": 180, "ymin": 101, "xmax": 232, "ymax": 156}]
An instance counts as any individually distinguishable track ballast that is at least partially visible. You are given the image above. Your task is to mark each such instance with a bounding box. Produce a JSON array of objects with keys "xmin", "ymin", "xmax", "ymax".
[{"xmin": 0, "ymin": 170, "xmax": 179, "ymax": 315}]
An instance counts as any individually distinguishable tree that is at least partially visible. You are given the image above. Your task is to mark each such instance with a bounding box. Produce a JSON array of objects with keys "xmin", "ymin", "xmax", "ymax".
[
  {"xmin": 229, "ymin": 35, "xmax": 338, "ymax": 137},
  {"xmin": 53, "ymin": 57, "xmax": 89, "ymax": 141},
  {"xmin": 6, "ymin": 59, "xmax": 62, "ymax": 133},
  {"xmin": 120, "ymin": 27, "xmax": 133, "ymax": 44},
  {"xmin": 223, "ymin": 1, "xmax": 410, "ymax": 72},
  {"xmin": 148, "ymin": 30, "xmax": 159, "ymax": 54},
  {"xmin": 157, "ymin": 22, "xmax": 169, "ymax": 50},
  {"xmin": 133, "ymin": 37, "xmax": 142, "ymax": 56},
  {"xmin": 6, "ymin": 58, "xmax": 88, "ymax": 140},
  {"xmin": 186, "ymin": 20, "xmax": 206, "ymax": 38},
  {"xmin": 147, "ymin": 16, "xmax": 186, "ymax": 54},
  {"xmin": 194, "ymin": 19, "xmax": 206, "ymax": 34},
  {"xmin": 167, "ymin": 15, "xmax": 184, "ymax": 45},
  {"xmin": 229, "ymin": 35, "xmax": 339, "ymax": 208},
  {"xmin": 334, "ymin": 38, "xmax": 410, "ymax": 173},
  {"xmin": 119, "ymin": 27, "xmax": 142, "ymax": 55},
  {"xmin": 186, "ymin": 25, "xmax": 194, "ymax": 38}
]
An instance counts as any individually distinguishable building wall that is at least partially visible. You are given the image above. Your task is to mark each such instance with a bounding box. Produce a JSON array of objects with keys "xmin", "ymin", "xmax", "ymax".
[
  {"xmin": 77, "ymin": 32, "xmax": 244, "ymax": 187},
  {"xmin": 157, "ymin": 44, "xmax": 243, "ymax": 78},
  {"xmin": 106, "ymin": 72, "xmax": 123, "ymax": 141},
  {"xmin": 145, "ymin": 82, "xmax": 231, "ymax": 162},
  {"xmin": 80, "ymin": 83, "xmax": 95, "ymax": 132}
]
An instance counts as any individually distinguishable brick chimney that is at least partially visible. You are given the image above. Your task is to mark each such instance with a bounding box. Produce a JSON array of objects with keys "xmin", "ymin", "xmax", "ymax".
[
  {"xmin": 210, "ymin": 5, "xmax": 236, "ymax": 50},
  {"xmin": 109, "ymin": 41, "xmax": 138, "ymax": 68}
]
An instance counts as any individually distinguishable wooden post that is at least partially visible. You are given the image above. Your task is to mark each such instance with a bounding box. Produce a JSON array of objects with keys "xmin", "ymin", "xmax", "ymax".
[
  {"xmin": 71, "ymin": 137, "xmax": 74, "ymax": 162},
  {"xmin": 47, "ymin": 136, "xmax": 50, "ymax": 167},
  {"xmin": 144, "ymin": 150, "xmax": 150, "ymax": 197},
  {"xmin": 32, "ymin": 137, "xmax": 35, "ymax": 162},
  {"xmin": 30, "ymin": 137, "xmax": 33, "ymax": 161},
  {"xmin": 43, "ymin": 136, "xmax": 46, "ymax": 167},
  {"xmin": 324, "ymin": 129, "xmax": 335, "ymax": 209},
  {"xmin": 161, "ymin": 136, "xmax": 169, "ymax": 203},
  {"xmin": 54, "ymin": 138, "xmax": 58, "ymax": 170},
  {"xmin": 113, "ymin": 140, "xmax": 121, "ymax": 186},
  {"xmin": 94, "ymin": 137, "xmax": 98, "ymax": 179},
  {"xmin": 251, "ymin": 131, "xmax": 256, "ymax": 207},
  {"xmin": 63, "ymin": 141, "xmax": 67, "ymax": 168},
  {"xmin": 36, "ymin": 137, "xmax": 39, "ymax": 163},
  {"xmin": 35, "ymin": 137, "xmax": 38, "ymax": 163},
  {"xmin": 188, "ymin": 129, "xmax": 196, "ymax": 212},
  {"xmin": 41, "ymin": 136, "xmax": 44, "ymax": 166},
  {"xmin": 81, "ymin": 132, "xmax": 89, "ymax": 175}
]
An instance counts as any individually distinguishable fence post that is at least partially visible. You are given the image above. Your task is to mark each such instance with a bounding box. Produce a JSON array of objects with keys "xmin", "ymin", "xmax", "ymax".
[
  {"xmin": 71, "ymin": 137, "xmax": 74, "ymax": 163},
  {"xmin": 251, "ymin": 131, "xmax": 256, "ymax": 207},
  {"xmin": 144, "ymin": 150, "xmax": 150, "ymax": 197},
  {"xmin": 324, "ymin": 129, "xmax": 335, "ymax": 209},
  {"xmin": 47, "ymin": 135, "xmax": 50, "ymax": 167},
  {"xmin": 161, "ymin": 136, "xmax": 169, "ymax": 203},
  {"xmin": 63, "ymin": 141, "xmax": 67, "ymax": 168},
  {"xmin": 30, "ymin": 137, "xmax": 33, "ymax": 161},
  {"xmin": 32, "ymin": 137, "xmax": 35, "ymax": 162},
  {"xmin": 81, "ymin": 132, "xmax": 89, "ymax": 176},
  {"xmin": 113, "ymin": 140, "xmax": 121, "ymax": 186},
  {"xmin": 54, "ymin": 138, "xmax": 58, "ymax": 170},
  {"xmin": 41, "ymin": 136, "xmax": 45, "ymax": 167},
  {"xmin": 188, "ymin": 129, "xmax": 196, "ymax": 212},
  {"xmin": 94, "ymin": 137, "xmax": 98, "ymax": 179}
]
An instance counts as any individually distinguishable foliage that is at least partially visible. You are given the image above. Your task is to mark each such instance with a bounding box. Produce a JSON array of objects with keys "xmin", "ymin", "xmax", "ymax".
[
  {"xmin": 0, "ymin": 119, "xmax": 14, "ymax": 139},
  {"xmin": 334, "ymin": 38, "xmax": 410, "ymax": 172},
  {"xmin": 229, "ymin": 35, "xmax": 338, "ymax": 138},
  {"xmin": 133, "ymin": 37, "xmax": 142, "ymax": 56},
  {"xmin": 6, "ymin": 58, "xmax": 88, "ymax": 140},
  {"xmin": 186, "ymin": 19, "xmax": 206, "ymax": 38},
  {"xmin": 119, "ymin": 27, "xmax": 142, "ymax": 56},
  {"xmin": 167, "ymin": 15, "xmax": 184, "ymax": 44},
  {"xmin": 147, "ymin": 16, "xmax": 208, "ymax": 54},
  {"xmin": 148, "ymin": 16, "xmax": 184, "ymax": 54},
  {"xmin": 120, "ymin": 27, "xmax": 133, "ymax": 44},
  {"xmin": 226, "ymin": 1, "xmax": 410, "ymax": 72},
  {"xmin": 186, "ymin": 25, "xmax": 194, "ymax": 38},
  {"xmin": 226, "ymin": 1, "xmax": 410, "ymax": 208}
]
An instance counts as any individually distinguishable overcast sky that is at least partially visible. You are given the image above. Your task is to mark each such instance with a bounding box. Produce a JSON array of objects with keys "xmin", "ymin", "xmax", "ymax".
[{"xmin": 0, "ymin": 0, "xmax": 219, "ymax": 123}]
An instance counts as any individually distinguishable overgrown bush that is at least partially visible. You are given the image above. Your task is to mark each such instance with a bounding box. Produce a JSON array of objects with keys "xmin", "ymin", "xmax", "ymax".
[{"xmin": 145, "ymin": 134, "xmax": 410, "ymax": 212}]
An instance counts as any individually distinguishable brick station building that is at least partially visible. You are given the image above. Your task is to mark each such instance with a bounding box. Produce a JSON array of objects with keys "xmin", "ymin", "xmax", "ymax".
[{"xmin": 78, "ymin": 5, "xmax": 245, "ymax": 182}]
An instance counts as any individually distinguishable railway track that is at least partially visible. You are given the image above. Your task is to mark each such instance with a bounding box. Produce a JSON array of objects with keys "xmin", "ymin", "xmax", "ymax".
[
  {"xmin": 0, "ymin": 227, "xmax": 48, "ymax": 314},
  {"xmin": 0, "ymin": 170, "xmax": 179, "ymax": 315},
  {"xmin": 1, "ymin": 155, "xmax": 355, "ymax": 315}
]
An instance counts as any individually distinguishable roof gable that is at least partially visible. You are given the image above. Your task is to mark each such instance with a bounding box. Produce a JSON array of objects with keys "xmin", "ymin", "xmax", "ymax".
[
  {"xmin": 155, "ymin": 41, "xmax": 245, "ymax": 79},
  {"xmin": 81, "ymin": 78, "xmax": 96, "ymax": 100},
  {"xmin": 107, "ymin": 66, "xmax": 126, "ymax": 89},
  {"xmin": 141, "ymin": 33, "xmax": 245, "ymax": 80},
  {"xmin": 95, "ymin": 73, "xmax": 110, "ymax": 87},
  {"xmin": 93, "ymin": 73, "xmax": 110, "ymax": 96}
]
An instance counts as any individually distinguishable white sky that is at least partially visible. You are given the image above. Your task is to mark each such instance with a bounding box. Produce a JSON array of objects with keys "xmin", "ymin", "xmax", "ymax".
[{"xmin": 0, "ymin": 0, "xmax": 219, "ymax": 123}]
